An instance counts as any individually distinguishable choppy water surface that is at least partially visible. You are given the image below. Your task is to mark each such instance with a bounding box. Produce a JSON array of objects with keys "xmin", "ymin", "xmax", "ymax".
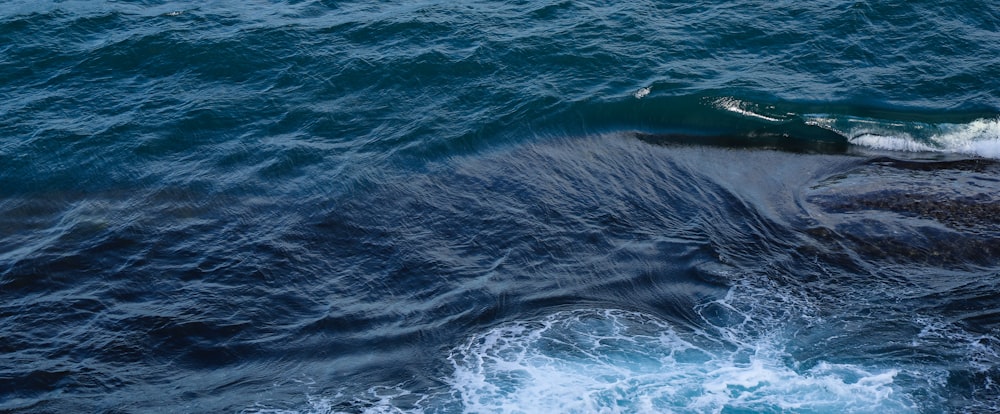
[{"xmin": 2, "ymin": 1, "xmax": 999, "ymax": 412}]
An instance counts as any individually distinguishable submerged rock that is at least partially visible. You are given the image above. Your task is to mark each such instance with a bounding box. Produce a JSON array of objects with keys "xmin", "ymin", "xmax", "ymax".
[{"xmin": 805, "ymin": 156, "xmax": 1000, "ymax": 266}]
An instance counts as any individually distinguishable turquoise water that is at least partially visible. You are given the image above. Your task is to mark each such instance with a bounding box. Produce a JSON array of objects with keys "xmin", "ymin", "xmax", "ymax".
[{"xmin": 2, "ymin": 1, "xmax": 999, "ymax": 412}]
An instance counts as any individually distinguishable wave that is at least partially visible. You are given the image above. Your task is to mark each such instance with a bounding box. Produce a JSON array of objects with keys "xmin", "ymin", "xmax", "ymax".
[
  {"xmin": 554, "ymin": 93, "xmax": 1000, "ymax": 159},
  {"xmin": 232, "ymin": 124, "xmax": 999, "ymax": 414},
  {"xmin": 804, "ymin": 115, "xmax": 1000, "ymax": 158}
]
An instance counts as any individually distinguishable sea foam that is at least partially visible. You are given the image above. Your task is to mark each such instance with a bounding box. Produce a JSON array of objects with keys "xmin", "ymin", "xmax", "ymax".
[
  {"xmin": 807, "ymin": 116, "xmax": 1000, "ymax": 159},
  {"xmin": 447, "ymin": 309, "xmax": 915, "ymax": 414}
]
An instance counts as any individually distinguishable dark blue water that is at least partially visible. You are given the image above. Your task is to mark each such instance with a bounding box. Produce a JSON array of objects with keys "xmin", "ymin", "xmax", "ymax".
[{"xmin": 2, "ymin": 1, "xmax": 1000, "ymax": 412}]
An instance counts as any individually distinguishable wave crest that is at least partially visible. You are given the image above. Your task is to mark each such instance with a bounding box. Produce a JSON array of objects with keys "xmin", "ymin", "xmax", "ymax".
[{"xmin": 807, "ymin": 115, "xmax": 1000, "ymax": 158}]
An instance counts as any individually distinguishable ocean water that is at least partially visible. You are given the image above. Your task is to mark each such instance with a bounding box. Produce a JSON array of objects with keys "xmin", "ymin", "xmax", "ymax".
[{"xmin": 2, "ymin": 1, "xmax": 1000, "ymax": 412}]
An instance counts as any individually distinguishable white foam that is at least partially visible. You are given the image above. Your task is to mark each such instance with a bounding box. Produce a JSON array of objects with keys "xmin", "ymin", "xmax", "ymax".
[
  {"xmin": 934, "ymin": 118, "xmax": 1000, "ymax": 159},
  {"xmin": 634, "ymin": 86, "xmax": 651, "ymax": 99},
  {"xmin": 807, "ymin": 115, "xmax": 1000, "ymax": 159},
  {"xmin": 713, "ymin": 97, "xmax": 785, "ymax": 123},
  {"xmin": 447, "ymin": 309, "xmax": 915, "ymax": 413},
  {"xmin": 847, "ymin": 133, "xmax": 937, "ymax": 153}
]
